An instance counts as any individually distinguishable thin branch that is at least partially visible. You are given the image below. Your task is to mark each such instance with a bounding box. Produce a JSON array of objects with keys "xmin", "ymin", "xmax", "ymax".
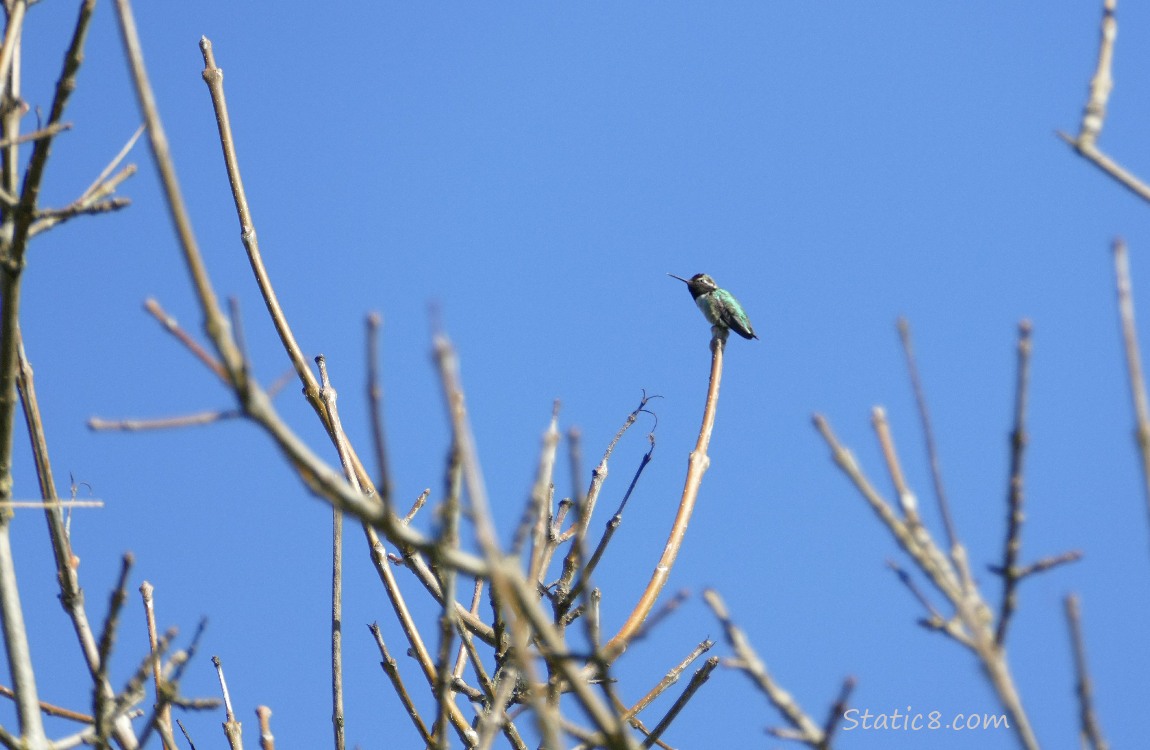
[
  {"xmin": 365, "ymin": 313, "xmax": 393, "ymax": 511},
  {"xmin": 143, "ymin": 298, "xmax": 227, "ymax": 381},
  {"xmin": 568, "ymin": 426, "xmax": 586, "ymax": 508},
  {"xmin": 17, "ymin": 329, "xmax": 140, "ymax": 749},
  {"xmin": 368, "ymin": 623, "xmax": 432, "ymax": 746},
  {"xmin": 315, "ymin": 356, "xmax": 347, "ymax": 750},
  {"xmin": 89, "ymin": 409, "xmax": 240, "ymax": 432},
  {"xmin": 565, "ymin": 432, "xmax": 656, "ymax": 616},
  {"xmin": 212, "ymin": 656, "xmax": 243, "ymax": 750},
  {"xmin": 139, "ymin": 582, "xmax": 174, "ymax": 749},
  {"xmin": 1002, "ymin": 550, "xmax": 1083, "ymax": 579},
  {"xmin": 403, "ymin": 489, "xmax": 429, "ymax": 526},
  {"xmin": 523, "ymin": 402, "xmax": 560, "ymax": 583},
  {"xmin": 1056, "ymin": 0, "xmax": 1150, "ymax": 204},
  {"xmin": 113, "ymin": 1, "xmax": 246, "ymax": 383},
  {"xmin": 896, "ymin": 318, "xmax": 960, "ymax": 552},
  {"xmin": 29, "ymin": 166, "xmax": 136, "ymax": 237},
  {"xmin": 0, "ymin": 120, "xmax": 70, "ymax": 150},
  {"xmin": 430, "ymin": 435, "xmax": 463, "ymax": 750},
  {"xmin": 32, "ymin": 195, "xmax": 129, "ymax": 223},
  {"xmin": 638, "ymin": 657, "xmax": 717, "ymax": 749},
  {"xmin": 80, "ymin": 123, "xmax": 144, "ymax": 201},
  {"xmin": 0, "ymin": 684, "xmax": 92, "ymax": 722},
  {"xmin": 871, "ymin": 406, "xmax": 919, "ymax": 520},
  {"xmin": 995, "ymin": 320, "xmax": 1033, "ymax": 646},
  {"xmin": 0, "ymin": 7, "xmax": 94, "ymax": 740},
  {"xmin": 1065, "ymin": 595, "xmax": 1108, "ymax": 750},
  {"xmin": 198, "ymin": 37, "xmax": 314, "ymax": 396},
  {"xmin": 602, "ymin": 333, "xmax": 725, "ymax": 661},
  {"xmin": 95, "ymin": 553, "xmax": 135, "ymax": 749},
  {"xmin": 620, "ymin": 639, "xmax": 713, "ymax": 725},
  {"xmin": 819, "ymin": 676, "xmax": 857, "ymax": 750},
  {"xmin": 703, "ymin": 589, "xmax": 824, "ymax": 746},
  {"xmin": 812, "ymin": 414, "xmax": 962, "ymax": 603},
  {"xmin": 1112, "ymin": 239, "xmax": 1150, "ymax": 551},
  {"xmin": 255, "ymin": 706, "xmax": 274, "ymax": 750}
]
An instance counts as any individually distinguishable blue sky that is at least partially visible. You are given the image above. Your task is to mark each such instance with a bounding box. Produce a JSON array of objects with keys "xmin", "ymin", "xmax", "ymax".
[{"xmin": 6, "ymin": 2, "xmax": 1150, "ymax": 748}]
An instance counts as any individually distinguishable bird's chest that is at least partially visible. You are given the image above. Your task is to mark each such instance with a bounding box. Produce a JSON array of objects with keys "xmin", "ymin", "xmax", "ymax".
[{"xmin": 694, "ymin": 294, "xmax": 722, "ymax": 324}]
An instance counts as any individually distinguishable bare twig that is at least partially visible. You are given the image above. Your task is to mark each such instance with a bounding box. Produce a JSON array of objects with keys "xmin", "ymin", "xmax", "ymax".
[
  {"xmin": 995, "ymin": 320, "xmax": 1033, "ymax": 646},
  {"xmin": 896, "ymin": 318, "xmax": 959, "ymax": 553},
  {"xmin": 1065, "ymin": 595, "xmax": 1108, "ymax": 750},
  {"xmin": 95, "ymin": 553, "xmax": 135, "ymax": 749},
  {"xmin": 1057, "ymin": 0, "xmax": 1150, "ymax": 204},
  {"xmin": 815, "ymin": 337, "xmax": 1042, "ymax": 750},
  {"xmin": 819, "ymin": 676, "xmax": 857, "ymax": 749},
  {"xmin": 403, "ymin": 489, "xmax": 430, "ymax": 526},
  {"xmin": 80, "ymin": 123, "xmax": 144, "ymax": 201},
  {"xmin": 368, "ymin": 623, "xmax": 433, "ymax": 746},
  {"xmin": 1000, "ymin": 550, "xmax": 1083, "ymax": 578},
  {"xmin": 140, "ymin": 582, "xmax": 174, "ymax": 748},
  {"xmin": 366, "ymin": 313, "xmax": 393, "ymax": 510},
  {"xmin": 176, "ymin": 719, "xmax": 197, "ymax": 750},
  {"xmin": 212, "ymin": 656, "xmax": 243, "ymax": 750},
  {"xmin": 704, "ymin": 589, "xmax": 825, "ymax": 746},
  {"xmin": 871, "ymin": 406, "xmax": 918, "ymax": 520},
  {"xmin": 568, "ymin": 426, "xmax": 586, "ymax": 507},
  {"xmin": 0, "ymin": 683, "xmax": 92, "ymax": 723},
  {"xmin": 315, "ymin": 356, "xmax": 347, "ymax": 750},
  {"xmin": 16, "ymin": 330, "xmax": 140, "ymax": 749},
  {"xmin": 143, "ymin": 298, "xmax": 227, "ymax": 381},
  {"xmin": 639, "ymin": 657, "xmax": 717, "ymax": 749},
  {"xmin": 0, "ymin": 7, "xmax": 95, "ymax": 744},
  {"xmin": 255, "ymin": 706, "xmax": 275, "ymax": 750},
  {"xmin": 602, "ymin": 334, "xmax": 724, "ymax": 661},
  {"xmin": 1112, "ymin": 239, "xmax": 1150, "ymax": 550},
  {"xmin": 620, "ymin": 639, "xmax": 713, "ymax": 726},
  {"xmin": 565, "ymin": 432, "xmax": 656, "ymax": 616},
  {"xmin": 89, "ymin": 409, "xmax": 240, "ymax": 432},
  {"xmin": 113, "ymin": 0, "xmax": 245, "ymax": 383}
]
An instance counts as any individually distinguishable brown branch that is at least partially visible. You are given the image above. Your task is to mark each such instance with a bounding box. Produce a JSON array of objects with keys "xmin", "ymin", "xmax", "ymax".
[
  {"xmin": 144, "ymin": 297, "xmax": 227, "ymax": 381},
  {"xmin": 0, "ymin": 7, "xmax": 94, "ymax": 740},
  {"xmin": 871, "ymin": 406, "xmax": 919, "ymax": 521},
  {"xmin": 0, "ymin": 120, "xmax": 71, "ymax": 151},
  {"xmin": 368, "ymin": 623, "xmax": 433, "ymax": 747},
  {"xmin": 94, "ymin": 553, "xmax": 134, "ymax": 749},
  {"xmin": 140, "ymin": 582, "xmax": 174, "ymax": 749},
  {"xmin": 16, "ymin": 329, "xmax": 140, "ymax": 749},
  {"xmin": 255, "ymin": 706, "xmax": 275, "ymax": 750},
  {"xmin": 113, "ymin": 0, "xmax": 246, "ymax": 382},
  {"xmin": 0, "ymin": 683, "xmax": 92, "ymax": 723},
  {"xmin": 315, "ymin": 356, "xmax": 347, "ymax": 750},
  {"xmin": 602, "ymin": 332, "xmax": 725, "ymax": 661}
]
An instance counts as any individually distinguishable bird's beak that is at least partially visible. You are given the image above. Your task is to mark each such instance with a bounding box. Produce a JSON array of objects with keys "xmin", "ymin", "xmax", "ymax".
[{"xmin": 667, "ymin": 273, "xmax": 690, "ymax": 284}]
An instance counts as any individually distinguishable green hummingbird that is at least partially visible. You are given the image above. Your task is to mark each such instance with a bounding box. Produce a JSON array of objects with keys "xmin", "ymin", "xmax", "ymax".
[{"xmin": 668, "ymin": 273, "xmax": 758, "ymax": 340}]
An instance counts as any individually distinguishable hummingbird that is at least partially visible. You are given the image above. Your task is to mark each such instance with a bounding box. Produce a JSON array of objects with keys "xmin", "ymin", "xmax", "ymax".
[{"xmin": 668, "ymin": 273, "xmax": 758, "ymax": 340}]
